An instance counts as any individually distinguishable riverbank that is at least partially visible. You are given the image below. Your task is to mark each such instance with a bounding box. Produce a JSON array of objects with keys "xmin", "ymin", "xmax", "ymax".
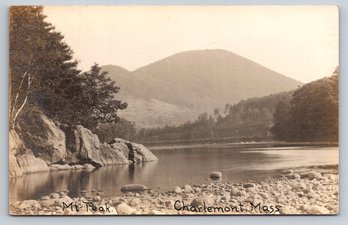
[
  {"xmin": 9, "ymin": 166, "xmax": 338, "ymax": 215},
  {"xmin": 147, "ymin": 141, "xmax": 339, "ymax": 151}
]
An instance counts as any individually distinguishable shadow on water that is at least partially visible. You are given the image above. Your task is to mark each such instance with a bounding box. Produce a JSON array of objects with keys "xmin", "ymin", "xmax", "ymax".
[{"xmin": 9, "ymin": 161, "xmax": 159, "ymax": 201}]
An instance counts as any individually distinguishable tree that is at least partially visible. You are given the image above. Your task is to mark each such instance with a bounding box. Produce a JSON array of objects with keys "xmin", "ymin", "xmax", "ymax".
[
  {"xmin": 213, "ymin": 108, "xmax": 220, "ymax": 120},
  {"xmin": 288, "ymin": 71, "xmax": 338, "ymax": 141},
  {"xmin": 10, "ymin": 6, "xmax": 127, "ymax": 130},
  {"xmin": 95, "ymin": 119, "xmax": 136, "ymax": 143},
  {"xmin": 270, "ymin": 100, "xmax": 291, "ymax": 140},
  {"xmin": 9, "ymin": 6, "xmax": 80, "ymax": 129},
  {"xmin": 73, "ymin": 64, "xmax": 127, "ymax": 129}
]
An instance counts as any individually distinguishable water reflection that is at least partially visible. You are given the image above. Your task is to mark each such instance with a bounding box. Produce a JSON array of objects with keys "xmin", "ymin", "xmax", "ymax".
[{"xmin": 10, "ymin": 145, "xmax": 338, "ymax": 201}]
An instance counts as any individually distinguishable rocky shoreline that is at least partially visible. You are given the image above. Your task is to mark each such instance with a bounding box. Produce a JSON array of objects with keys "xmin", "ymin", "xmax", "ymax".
[
  {"xmin": 9, "ymin": 166, "xmax": 339, "ymax": 215},
  {"xmin": 9, "ymin": 111, "xmax": 158, "ymax": 177}
]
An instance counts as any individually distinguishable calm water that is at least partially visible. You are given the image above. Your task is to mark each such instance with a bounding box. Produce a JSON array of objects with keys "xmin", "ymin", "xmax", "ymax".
[{"xmin": 9, "ymin": 144, "xmax": 338, "ymax": 201}]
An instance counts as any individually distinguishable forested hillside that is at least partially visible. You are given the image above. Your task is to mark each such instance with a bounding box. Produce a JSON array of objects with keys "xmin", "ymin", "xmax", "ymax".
[
  {"xmin": 135, "ymin": 91, "xmax": 294, "ymax": 143},
  {"xmin": 135, "ymin": 67, "xmax": 338, "ymax": 144}
]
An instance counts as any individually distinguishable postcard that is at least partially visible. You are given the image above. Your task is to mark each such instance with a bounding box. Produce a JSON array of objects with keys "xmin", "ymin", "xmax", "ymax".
[{"xmin": 9, "ymin": 5, "xmax": 339, "ymax": 215}]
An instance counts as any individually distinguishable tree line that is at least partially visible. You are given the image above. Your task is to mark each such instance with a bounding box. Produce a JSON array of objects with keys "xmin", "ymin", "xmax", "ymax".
[{"xmin": 135, "ymin": 91, "xmax": 294, "ymax": 143}]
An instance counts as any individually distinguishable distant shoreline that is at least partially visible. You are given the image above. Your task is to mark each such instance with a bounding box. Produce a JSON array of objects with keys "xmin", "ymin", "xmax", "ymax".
[{"xmin": 147, "ymin": 141, "xmax": 339, "ymax": 151}]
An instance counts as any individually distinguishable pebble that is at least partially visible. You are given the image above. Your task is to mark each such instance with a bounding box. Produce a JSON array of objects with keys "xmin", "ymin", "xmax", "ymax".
[
  {"xmin": 173, "ymin": 186, "xmax": 182, "ymax": 194},
  {"xmin": 190, "ymin": 195, "xmax": 214, "ymax": 207},
  {"xmin": 129, "ymin": 197, "xmax": 141, "ymax": 207},
  {"xmin": 305, "ymin": 172, "xmax": 323, "ymax": 180},
  {"xmin": 116, "ymin": 203, "xmax": 136, "ymax": 215},
  {"xmin": 49, "ymin": 193, "xmax": 60, "ymax": 199},
  {"xmin": 306, "ymin": 205, "xmax": 330, "ymax": 214},
  {"xmin": 183, "ymin": 185, "xmax": 193, "ymax": 193}
]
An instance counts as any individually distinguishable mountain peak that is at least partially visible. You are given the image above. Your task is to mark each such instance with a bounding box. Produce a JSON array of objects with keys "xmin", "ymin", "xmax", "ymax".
[{"xmin": 103, "ymin": 50, "xmax": 303, "ymax": 128}]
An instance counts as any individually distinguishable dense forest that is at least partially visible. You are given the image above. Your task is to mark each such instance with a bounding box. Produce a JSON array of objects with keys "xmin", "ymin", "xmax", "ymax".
[
  {"xmin": 271, "ymin": 68, "xmax": 339, "ymax": 142},
  {"xmin": 135, "ymin": 91, "xmax": 294, "ymax": 143}
]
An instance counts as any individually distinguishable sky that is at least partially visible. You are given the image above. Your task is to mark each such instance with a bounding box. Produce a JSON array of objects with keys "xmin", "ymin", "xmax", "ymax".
[{"xmin": 44, "ymin": 6, "xmax": 338, "ymax": 83}]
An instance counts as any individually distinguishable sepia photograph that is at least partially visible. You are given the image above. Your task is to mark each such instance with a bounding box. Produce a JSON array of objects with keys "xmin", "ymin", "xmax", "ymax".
[{"xmin": 8, "ymin": 5, "xmax": 339, "ymax": 215}]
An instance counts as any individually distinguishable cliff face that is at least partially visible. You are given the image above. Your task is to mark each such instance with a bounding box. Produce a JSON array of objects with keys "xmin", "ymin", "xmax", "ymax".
[{"xmin": 9, "ymin": 111, "xmax": 158, "ymax": 177}]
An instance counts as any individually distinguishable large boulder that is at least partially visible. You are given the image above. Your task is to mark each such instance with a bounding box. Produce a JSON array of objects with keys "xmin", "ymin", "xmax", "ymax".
[
  {"xmin": 63, "ymin": 126, "xmax": 131, "ymax": 166},
  {"xmin": 63, "ymin": 125, "xmax": 103, "ymax": 167},
  {"xmin": 16, "ymin": 150, "xmax": 49, "ymax": 173},
  {"xmin": 110, "ymin": 138, "xmax": 158, "ymax": 163},
  {"xmin": 132, "ymin": 143, "xmax": 158, "ymax": 162},
  {"xmin": 17, "ymin": 111, "xmax": 66, "ymax": 164},
  {"xmin": 9, "ymin": 130, "xmax": 24, "ymax": 177},
  {"xmin": 99, "ymin": 143, "xmax": 129, "ymax": 165},
  {"xmin": 9, "ymin": 130, "xmax": 49, "ymax": 176}
]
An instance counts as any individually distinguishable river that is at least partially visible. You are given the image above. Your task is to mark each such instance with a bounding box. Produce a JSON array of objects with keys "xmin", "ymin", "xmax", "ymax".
[{"xmin": 9, "ymin": 143, "xmax": 338, "ymax": 201}]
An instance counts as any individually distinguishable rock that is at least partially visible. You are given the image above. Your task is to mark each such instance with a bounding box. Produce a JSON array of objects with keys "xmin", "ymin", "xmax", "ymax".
[
  {"xmin": 281, "ymin": 206, "xmax": 298, "ymax": 214},
  {"xmin": 293, "ymin": 182, "xmax": 307, "ymax": 192},
  {"xmin": 49, "ymin": 164, "xmax": 71, "ymax": 171},
  {"xmin": 183, "ymin": 185, "xmax": 193, "ymax": 193},
  {"xmin": 210, "ymin": 171, "xmax": 222, "ymax": 179},
  {"xmin": 63, "ymin": 125, "xmax": 103, "ymax": 167},
  {"xmin": 245, "ymin": 187, "xmax": 257, "ymax": 194},
  {"xmin": 116, "ymin": 203, "xmax": 136, "ymax": 215},
  {"xmin": 50, "ymin": 193, "xmax": 60, "ymax": 199},
  {"xmin": 194, "ymin": 187, "xmax": 202, "ymax": 193},
  {"xmin": 63, "ymin": 127, "xmax": 155, "ymax": 167},
  {"xmin": 107, "ymin": 206, "xmax": 118, "ymax": 215},
  {"xmin": 304, "ymin": 172, "xmax": 323, "ymax": 180},
  {"xmin": 71, "ymin": 165, "xmax": 84, "ymax": 170},
  {"xmin": 286, "ymin": 174, "xmax": 301, "ymax": 179},
  {"xmin": 9, "ymin": 130, "xmax": 24, "ymax": 177},
  {"xmin": 306, "ymin": 205, "xmax": 330, "ymax": 214},
  {"xmin": 222, "ymin": 192, "xmax": 231, "ymax": 202},
  {"xmin": 11, "ymin": 111, "xmax": 158, "ymax": 177},
  {"xmin": 165, "ymin": 200, "xmax": 175, "ymax": 209},
  {"xmin": 121, "ymin": 184, "xmax": 148, "ymax": 192},
  {"xmin": 129, "ymin": 197, "xmax": 141, "ymax": 207},
  {"xmin": 243, "ymin": 183, "xmax": 255, "ymax": 188},
  {"xmin": 173, "ymin": 186, "xmax": 182, "ymax": 194},
  {"xmin": 230, "ymin": 187, "xmax": 241, "ymax": 196},
  {"xmin": 130, "ymin": 143, "xmax": 158, "ymax": 162},
  {"xmin": 110, "ymin": 138, "xmax": 158, "ymax": 163},
  {"xmin": 16, "ymin": 150, "xmax": 49, "ymax": 174},
  {"xmin": 99, "ymin": 142, "xmax": 129, "ymax": 165},
  {"xmin": 40, "ymin": 199, "xmax": 56, "ymax": 208},
  {"xmin": 40, "ymin": 196, "xmax": 50, "ymax": 200},
  {"xmin": 83, "ymin": 163, "xmax": 96, "ymax": 170},
  {"xmin": 17, "ymin": 110, "xmax": 67, "ymax": 164},
  {"xmin": 190, "ymin": 195, "xmax": 214, "ymax": 207},
  {"xmin": 17, "ymin": 200, "xmax": 41, "ymax": 210},
  {"xmin": 54, "ymin": 196, "xmax": 73, "ymax": 207},
  {"xmin": 259, "ymin": 192, "xmax": 269, "ymax": 199}
]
